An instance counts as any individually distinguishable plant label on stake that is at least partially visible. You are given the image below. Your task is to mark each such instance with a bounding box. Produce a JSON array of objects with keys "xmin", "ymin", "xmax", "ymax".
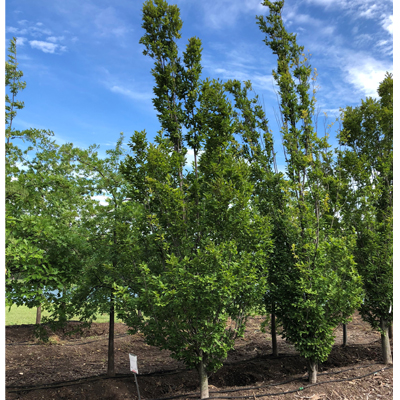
[
  {"xmin": 129, "ymin": 354, "xmax": 141, "ymax": 400},
  {"xmin": 129, "ymin": 354, "xmax": 138, "ymax": 374}
]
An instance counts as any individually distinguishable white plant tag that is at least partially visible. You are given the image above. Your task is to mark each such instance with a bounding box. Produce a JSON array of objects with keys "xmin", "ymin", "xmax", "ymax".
[{"xmin": 129, "ymin": 354, "xmax": 138, "ymax": 374}]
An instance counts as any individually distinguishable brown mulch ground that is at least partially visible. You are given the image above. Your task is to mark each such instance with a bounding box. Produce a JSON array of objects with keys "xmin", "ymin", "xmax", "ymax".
[{"xmin": 6, "ymin": 312, "xmax": 393, "ymax": 399}]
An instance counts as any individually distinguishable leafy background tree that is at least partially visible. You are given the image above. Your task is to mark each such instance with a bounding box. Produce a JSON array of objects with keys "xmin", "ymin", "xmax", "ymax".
[
  {"xmin": 338, "ymin": 72, "xmax": 393, "ymax": 364},
  {"xmin": 50, "ymin": 136, "xmax": 143, "ymax": 377},
  {"xmin": 6, "ymin": 38, "xmax": 90, "ymax": 326}
]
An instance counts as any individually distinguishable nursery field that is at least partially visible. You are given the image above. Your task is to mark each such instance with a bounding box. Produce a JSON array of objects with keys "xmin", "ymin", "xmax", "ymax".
[{"xmin": 6, "ymin": 312, "xmax": 392, "ymax": 399}]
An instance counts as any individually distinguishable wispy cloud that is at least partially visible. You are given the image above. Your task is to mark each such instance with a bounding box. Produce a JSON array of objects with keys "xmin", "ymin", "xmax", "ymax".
[
  {"xmin": 29, "ymin": 40, "xmax": 66, "ymax": 54},
  {"xmin": 46, "ymin": 36, "xmax": 65, "ymax": 43},
  {"xmin": 110, "ymin": 85, "xmax": 152, "ymax": 101},
  {"xmin": 341, "ymin": 53, "xmax": 391, "ymax": 98},
  {"xmin": 94, "ymin": 6, "xmax": 133, "ymax": 37},
  {"xmin": 381, "ymin": 15, "xmax": 393, "ymax": 35},
  {"xmin": 375, "ymin": 39, "xmax": 392, "ymax": 57},
  {"xmin": 7, "ymin": 21, "xmax": 52, "ymax": 38},
  {"xmin": 353, "ymin": 33, "xmax": 373, "ymax": 46},
  {"xmin": 15, "ymin": 37, "xmax": 27, "ymax": 46},
  {"xmin": 198, "ymin": 0, "xmax": 266, "ymax": 29},
  {"xmin": 283, "ymin": 10, "xmax": 336, "ymax": 36}
]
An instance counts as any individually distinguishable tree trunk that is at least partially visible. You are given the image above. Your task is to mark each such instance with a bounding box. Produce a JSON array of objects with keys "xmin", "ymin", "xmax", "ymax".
[
  {"xmin": 342, "ymin": 323, "xmax": 347, "ymax": 347},
  {"xmin": 380, "ymin": 318, "xmax": 392, "ymax": 364},
  {"xmin": 271, "ymin": 304, "xmax": 278, "ymax": 356},
  {"xmin": 36, "ymin": 305, "xmax": 42, "ymax": 325},
  {"xmin": 389, "ymin": 324, "xmax": 393, "ymax": 340},
  {"xmin": 306, "ymin": 359, "xmax": 318, "ymax": 383},
  {"xmin": 107, "ymin": 292, "xmax": 115, "ymax": 377},
  {"xmin": 196, "ymin": 359, "xmax": 209, "ymax": 399}
]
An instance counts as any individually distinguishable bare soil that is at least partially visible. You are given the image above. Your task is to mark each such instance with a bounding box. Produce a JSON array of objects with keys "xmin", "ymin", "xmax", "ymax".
[{"xmin": 6, "ymin": 312, "xmax": 393, "ymax": 399}]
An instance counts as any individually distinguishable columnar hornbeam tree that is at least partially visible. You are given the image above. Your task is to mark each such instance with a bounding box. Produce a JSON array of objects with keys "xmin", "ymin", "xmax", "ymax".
[
  {"xmin": 338, "ymin": 73, "xmax": 393, "ymax": 364},
  {"xmin": 256, "ymin": 0, "xmax": 363, "ymax": 383},
  {"xmin": 118, "ymin": 1, "xmax": 272, "ymax": 398}
]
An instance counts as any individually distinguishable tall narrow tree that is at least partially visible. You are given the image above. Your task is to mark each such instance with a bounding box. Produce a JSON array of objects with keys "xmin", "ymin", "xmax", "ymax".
[
  {"xmin": 118, "ymin": 1, "xmax": 272, "ymax": 397},
  {"xmin": 256, "ymin": 0, "xmax": 363, "ymax": 382}
]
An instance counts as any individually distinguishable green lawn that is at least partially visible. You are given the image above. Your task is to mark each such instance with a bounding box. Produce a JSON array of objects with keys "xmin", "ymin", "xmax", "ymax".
[{"xmin": 5, "ymin": 305, "xmax": 118, "ymax": 326}]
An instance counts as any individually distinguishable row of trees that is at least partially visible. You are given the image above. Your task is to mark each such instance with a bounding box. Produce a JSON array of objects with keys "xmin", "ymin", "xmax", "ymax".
[{"xmin": 5, "ymin": 0, "xmax": 392, "ymax": 397}]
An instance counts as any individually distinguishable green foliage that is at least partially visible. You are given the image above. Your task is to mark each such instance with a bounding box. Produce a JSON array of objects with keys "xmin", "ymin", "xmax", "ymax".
[
  {"xmin": 255, "ymin": 0, "xmax": 363, "ymax": 374},
  {"xmin": 5, "ymin": 37, "xmax": 26, "ymax": 133},
  {"xmin": 49, "ymin": 135, "xmax": 142, "ymax": 326},
  {"xmin": 338, "ymin": 73, "xmax": 393, "ymax": 332},
  {"xmin": 119, "ymin": 2, "xmax": 272, "ymax": 393},
  {"xmin": 5, "ymin": 38, "xmax": 93, "ymax": 321}
]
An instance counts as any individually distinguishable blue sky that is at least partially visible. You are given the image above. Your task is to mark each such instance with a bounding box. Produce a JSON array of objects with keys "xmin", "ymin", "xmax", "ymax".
[{"xmin": 5, "ymin": 0, "xmax": 393, "ymax": 168}]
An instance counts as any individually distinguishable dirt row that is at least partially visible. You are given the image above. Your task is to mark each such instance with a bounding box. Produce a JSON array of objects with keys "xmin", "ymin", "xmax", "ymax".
[{"xmin": 6, "ymin": 312, "xmax": 393, "ymax": 399}]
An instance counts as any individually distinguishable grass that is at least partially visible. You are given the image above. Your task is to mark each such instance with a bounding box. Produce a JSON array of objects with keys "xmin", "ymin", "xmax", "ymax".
[{"xmin": 5, "ymin": 305, "xmax": 121, "ymax": 326}]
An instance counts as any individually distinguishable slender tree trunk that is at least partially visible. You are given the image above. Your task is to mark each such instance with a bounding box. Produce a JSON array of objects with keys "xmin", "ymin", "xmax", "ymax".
[
  {"xmin": 36, "ymin": 305, "xmax": 42, "ymax": 325},
  {"xmin": 271, "ymin": 304, "xmax": 278, "ymax": 356},
  {"xmin": 342, "ymin": 323, "xmax": 347, "ymax": 347},
  {"xmin": 196, "ymin": 358, "xmax": 209, "ymax": 399},
  {"xmin": 380, "ymin": 318, "xmax": 392, "ymax": 364},
  {"xmin": 389, "ymin": 324, "xmax": 393, "ymax": 340},
  {"xmin": 107, "ymin": 292, "xmax": 115, "ymax": 377},
  {"xmin": 306, "ymin": 359, "xmax": 318, "ymax": 383}
]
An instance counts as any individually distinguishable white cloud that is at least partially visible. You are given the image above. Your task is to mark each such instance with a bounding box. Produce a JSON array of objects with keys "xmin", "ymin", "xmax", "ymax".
[
  {"xmin": 94, "ymin": 7, "xmax": 132, "ymax": 37},
  {"xmin": 6, "ymin": 26, "xmax": 28, "ymax": 35},
  {"xmin": 46, "ymin": 36, "xmax": 65, "ymax": 43},
  {"xmin": 283, "ymin": 11, "xmax": 336, "ymax": 36},
  {"xmin": 305, "ymin": 0, "xmax": 336, "ymax": 5},
  {"xmin": 375, "ymin": 39, "xmax": 392, "ymax": 56},
  {"xmin": 381, "ymin": 15, "xmax": 393, "ymax": 35},
  {"xmin": 199, "ymin": 0, "xmax": 266, "ymax": 30},
  {"xmin": 6, "ymin": 26, "xmax": 20, "ymax": 34},
  {"xmin": 15, "ymin": 37, "xmax": 27, "ymax": 46},
  {"xmin": 185, "ymin": 149, "xmax": 204, "ymax": 169},
  {"xmin": 359, "ymin": 3, "xmax": 379, "ymax": 19},
  {"xmin": 30, "ymin": 26, "xmax": 52, "ymax": 37},
  {"xmin": 110, "ymin": 85, "xmax": 152, "ymax": 101},
  {"xmin": 29, "ymin": 40, "xmax": 59, "ymax": 53},
  {"xmin": 353, "ymin": 33, "xmax": 373, "ymax": 46},
  {"xmin": 305, "ymin": 0, "xmax": 392, "ymax": 25},
  {"xmin": 6, "ymin": 21, "xmax": 53, "ymax": 38},
  {"xmin": 343, "ymin": 56, "xmax": 391, "ymax": 98}
]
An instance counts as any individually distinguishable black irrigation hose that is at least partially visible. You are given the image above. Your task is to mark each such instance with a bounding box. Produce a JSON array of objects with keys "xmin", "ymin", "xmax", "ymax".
[
  {"xmin": 6, "ymin": 361, "xmax": 390, "ymax": 396},
  {"xmin": 6, "ymin": 368, "xmax": 189, "ymax": 394},
  {"xmin": 4, "ymin": 353, "xmax": 316, "ymax": 394},
  {"xmin": 149, "ymin": 365, "xmax": 393, "ymax": 400},
  {"xmin": 206, "ymin": 366, "xmax": 393, "ymax": 400},
  {"xmin": 148, "ymin": 362, "xmax": 386, "ymax": 400}
]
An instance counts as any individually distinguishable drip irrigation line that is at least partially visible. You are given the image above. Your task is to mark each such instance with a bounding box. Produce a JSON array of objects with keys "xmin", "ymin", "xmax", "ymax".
[
  {"xmin": 6, "ymin": 368, "xmax": 190, "ymax": 393},
  {"xmin": 203, "ymin": 365, "xmax": 393, "ymax": 400},
  {"xmin": 6, "ymin": 362, "xmax": 389, "ymax": 396},
  {"xmin": 147, "ymin": 362, "xmax": 389, "ymax": 400}
]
